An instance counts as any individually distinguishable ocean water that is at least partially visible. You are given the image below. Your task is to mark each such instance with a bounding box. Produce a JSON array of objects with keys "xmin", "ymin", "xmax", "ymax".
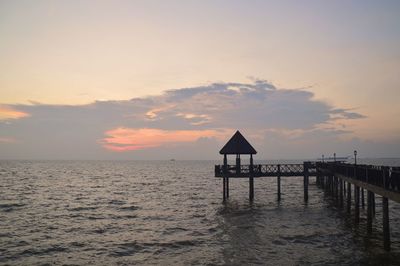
[{"xmin": 1, "ymin": 159, "xmax": 400, "ymax": 265}]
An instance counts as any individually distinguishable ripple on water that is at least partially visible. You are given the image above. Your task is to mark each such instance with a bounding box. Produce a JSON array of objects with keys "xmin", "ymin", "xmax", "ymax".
[
  {"xmin": 0, "ymin": 202, "xmax": 26, "ymax": 212},
  {"xmin": 20, "ymin": 245, "xmax": 69, "ymax": 257},
  {"xmin": 112, "ymin": 244, "xmax": 145, "ymax": 257},
  {"xmin": 118, "ymin": 205, "xmax": 140, "ymax": 211}
]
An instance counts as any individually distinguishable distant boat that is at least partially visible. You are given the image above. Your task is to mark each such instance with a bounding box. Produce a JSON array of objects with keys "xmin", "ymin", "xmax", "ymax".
[{"xmin": 170, "ymin": 159, "xmax": 176, "ymax": 162}]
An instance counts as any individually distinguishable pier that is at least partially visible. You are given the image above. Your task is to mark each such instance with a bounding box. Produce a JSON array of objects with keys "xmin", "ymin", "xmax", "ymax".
[
  {"xmin": 316, "ymin": 162, "xmax": 400, "ymax": 251},
  {"xmin": 214, "ymin": 130, "xmax": 400, "ymax": 251}
]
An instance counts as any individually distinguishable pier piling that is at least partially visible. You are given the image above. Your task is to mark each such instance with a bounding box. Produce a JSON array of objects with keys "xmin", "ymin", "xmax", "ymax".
[
  {"xmin": 347, "ymin": 182, "xmax": 351, "ymax": 213},
  {"xmin": 339, "ymin": 179, "xmax": 344, "ymax": 207},
  {"xmin": 355, "ymin": 185, "xmax": 360, "ymax": 224},
  {"xmin": 367, "ymin": 190, "xmax": 373, "ymax": 234},
  {"xmin": 223, "ymin": 177, "xmax": 226, "ymax": 201},
  {"xmin": 303, "ymin": 162, "xmax": 309, "ymax": 202},
  {"xmin": 226, "ymin": 178, "xmax": 229, "ymax": 198},
  {"xmin": 277, "ymin": 164, "xmax": 281, "ymax": 201},
  {"xmin": 382, "ymin": 196, "xmax": 390, "ymax": 251},
  {"xmin": 361, "ymin": 188, "xmax": 365, "ymax": 208}
]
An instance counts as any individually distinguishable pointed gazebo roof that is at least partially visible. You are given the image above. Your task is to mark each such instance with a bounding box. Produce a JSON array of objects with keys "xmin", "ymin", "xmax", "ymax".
[{"xmin": 219, "ymin": 130, "xmax": 257, "ymax": 155}]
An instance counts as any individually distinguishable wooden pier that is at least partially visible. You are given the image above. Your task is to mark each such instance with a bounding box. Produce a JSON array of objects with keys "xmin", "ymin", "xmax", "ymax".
[
  {"xmin": 215, "ymin": 162, "xmax": 316, "ymax": 201},
  {"xmin": 316, "ymin": 162, "xmax": 400, "ymax": 251},
  {"xmin": 214, "ymin": 130, "xmax": 400, "ymax": 251}
]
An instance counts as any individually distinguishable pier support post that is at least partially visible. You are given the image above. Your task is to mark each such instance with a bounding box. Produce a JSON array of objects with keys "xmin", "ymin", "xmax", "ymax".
[
  {"xmin": 372, "ymin": 193, "xmax": 376, "ymax": 216},
  {"xmin": 223, "ymin": 178, "xmax": 226, "ymax": 201},
  {"xmin": 332, "ymin": 176, "xmax": 335, "ymax": 197},
  {"xmin": 303, "ymin": 162, "xmax": 309, "ymax": 202},
  {"xmin": 355, "ymin": 186, "xmax": 360, "ymax": 224},
  {"xmin": 277, "ymin": 164, "xmax": 281, "ymax": 201},
  {"xmin": 335, "ymin": 176, "xmax": 339, "ymax": 200},
  {"xmin": 347, "ymin": 182, "xmax": 351, "ymax": 213},
  {"xmin": 339, "ymin": 178, "xmax": 344, "ymax": 207},
  {"xmin": 343, "ymin": 181, "xmax": 346, "ymax": 196},
  {"xmin": 367, "ymin": 190, "xmax": 373, "ymax": 234},
  {"xmin": 249, "ymin": 177, "xmax": 254, "ymax": 201},
  {"xmin": 226, "ymin": 178, "xmax": 229, "ymax": 198},
  {"xmin": 361, "ymin": 188, "xmax": 365, "ymax": 209},
  {"xmin": 382, "ymin": 196, "xmax": 390, "ymax": 251},
  {"xmin": 249, "ymin": 154, "xmax": 254, "ymax": 201},
  {"xmin": 223, "ymin": 154, "xmax": 227, "ymax": 201},
  {"xmin": 382, "ymin": 168, "xmax": 390, "ymax": 251}
]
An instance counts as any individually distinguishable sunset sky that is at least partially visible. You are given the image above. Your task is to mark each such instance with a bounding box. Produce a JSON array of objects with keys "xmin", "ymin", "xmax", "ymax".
[{"xmin": 1, "ymin": 1, "xmax": 399, "ymax": 159}]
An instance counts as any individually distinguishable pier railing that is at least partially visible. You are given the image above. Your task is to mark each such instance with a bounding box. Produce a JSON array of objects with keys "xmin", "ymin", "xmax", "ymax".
[
  {"xmin": 316, "ymin": 162, "xmax": 400, "ymax": 193},
  {"xmin": 215, "ymin": 162, "xmax": 316, "ymax": 177}
]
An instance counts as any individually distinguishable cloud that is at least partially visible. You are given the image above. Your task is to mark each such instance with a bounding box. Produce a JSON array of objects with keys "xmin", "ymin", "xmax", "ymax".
[
  {"xmin": 100, "ymin": 128, "xmax": 227, "ymax": 152},
  {"xmin": 0, "ymin": 79, "xmax": 369, "ymax": 159},
  {"xmin": 330, "ymin": 108, "xmax": 367, "ymax": 120},
  {"xmin": 0, "ymin": 105, "xmax": 30, "ymax": 120}
]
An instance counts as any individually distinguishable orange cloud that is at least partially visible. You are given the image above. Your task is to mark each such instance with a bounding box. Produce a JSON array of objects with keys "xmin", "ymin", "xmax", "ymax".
[
  {"xmin": 0, "ymin": 106, "xmax": 30, "ymax": 120},
  {"xmin": 101, "ymin": 127, "xmax": 226, "ymax": 152}
]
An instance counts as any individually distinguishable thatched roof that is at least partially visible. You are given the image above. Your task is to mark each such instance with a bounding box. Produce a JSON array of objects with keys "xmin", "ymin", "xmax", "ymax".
[{"xmin": 219, "ymin": 130, "xmax": 257, "ymax": 155}]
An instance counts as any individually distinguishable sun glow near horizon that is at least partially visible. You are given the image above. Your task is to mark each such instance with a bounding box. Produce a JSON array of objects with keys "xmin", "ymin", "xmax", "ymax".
[{"xmin": 100, "ymin": 127, "xmax": 229, "ymax": 152}]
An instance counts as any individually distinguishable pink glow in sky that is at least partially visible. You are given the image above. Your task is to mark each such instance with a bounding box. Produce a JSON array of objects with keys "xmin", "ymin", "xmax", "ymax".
[
  {"xmin": 101, "ymin": 127, "xmax": 226, "ymax": 152},
  {"xmin": 0, "ymin": 106, "xmax": 29, "ymax": 120}
]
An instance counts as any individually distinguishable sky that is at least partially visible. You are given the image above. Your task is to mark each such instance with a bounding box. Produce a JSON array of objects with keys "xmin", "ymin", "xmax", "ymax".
[{"xmin": 0, "ymin": 0, "xmax": 399, "ymax": 160}]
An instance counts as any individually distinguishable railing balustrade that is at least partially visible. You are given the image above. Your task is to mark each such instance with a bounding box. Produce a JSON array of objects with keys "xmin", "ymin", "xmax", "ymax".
[
  {"xmin": 215, "ymin": 163, "xmax": 309, "ymax": 177},
  {"xmin": 317, "ymin": 162, "xmax": 400, "ymax": 193}
]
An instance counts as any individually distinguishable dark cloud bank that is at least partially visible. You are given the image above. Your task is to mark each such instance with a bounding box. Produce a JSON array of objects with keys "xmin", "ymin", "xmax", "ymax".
[{"xmin": 1, "ymin": 79, "xmax": 397, "ymax": 160}]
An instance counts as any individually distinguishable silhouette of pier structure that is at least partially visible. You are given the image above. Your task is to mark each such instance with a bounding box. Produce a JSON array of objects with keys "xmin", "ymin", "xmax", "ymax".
[
  {"xmin": 215, "ymin": 131, "xmax": 315, "ymax": 202},
  {"xmin": 214, "ymin": 130, "xmax": 400, "ymax": 251}
]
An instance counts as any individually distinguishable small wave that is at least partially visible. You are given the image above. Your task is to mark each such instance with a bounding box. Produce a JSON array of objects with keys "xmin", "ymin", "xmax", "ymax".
[
  {"xmin": 68, "ymin": 206, "xmax": 99, "ymax": 212},
  {"xmin": 69, "ymin": 241, "xmax": 85, "ymax": 248},
  {"xmin": 87, "ymin": 215, "xmax": 106, "ymax": 220},
  {"xmin": 0, "ymin": 232, "xmax": 13, "ymax": 238},
  {"xmin": 272, "ymin": 240, "xmax": 286, "ymax": 246},
  {"xmin": 107, "ymin": 214, "xmax": 137, "ymax": 220},
  {"xmin": 119, "ymin": 205, "xmax": 140, "ymax": 211},
  {"xmin": 20, "ymin": 245, "xmax": 68, "ymax": 257},
  {"xmin": 0, "ymin": 202, "xmax": 25, "ymax": 212},
  {"xmin": 93, "ymin": 228, "xmax": 107, "ymax": 234},
  {"xmin": 156, "ymin": 239, "xmax": 201, "ymax": 249},
  {"xmin": 162, "ymin": 227, "xmax": 188, "ymax": 235},
  {"xmin": 108, "ymin": 199, "xmax": 125, "ymax": 205},
  {"xmin": 109, "ymin": 242, "xmax": 145, "ymax": 257}
]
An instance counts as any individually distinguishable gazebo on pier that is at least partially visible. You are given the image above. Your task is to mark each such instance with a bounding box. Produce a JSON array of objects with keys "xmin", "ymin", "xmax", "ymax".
[{"xmin": 217, "ymin": 130, "xmax": 257, "ymax": 201}]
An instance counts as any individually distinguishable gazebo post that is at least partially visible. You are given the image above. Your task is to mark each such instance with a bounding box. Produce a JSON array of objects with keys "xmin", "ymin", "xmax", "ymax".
[
  {"xmin": 226, "ymin": 154, "xmax": 229, "ymax": 198},
  {"xmin": 223, "ymin": 154, "xmax": 227, "ymax": 201},
  {"xmin": 236, "ymin": 154, "xmax": 240, "ymax": 173},
  {"xmin": 249, "ymin": 154, "xmax": 254, "ymax": 201}
]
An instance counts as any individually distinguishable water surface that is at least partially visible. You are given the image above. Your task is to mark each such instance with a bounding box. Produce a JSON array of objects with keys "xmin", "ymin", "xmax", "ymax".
[{"xmin": 1, "ymin": 160, "xmax": 399, "ymax": 265}]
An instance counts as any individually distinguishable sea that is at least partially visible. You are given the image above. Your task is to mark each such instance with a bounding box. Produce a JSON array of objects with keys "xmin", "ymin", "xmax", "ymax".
[{"xmin": 1, "ymin": 159, "xmax": 400, "ymax": 265}]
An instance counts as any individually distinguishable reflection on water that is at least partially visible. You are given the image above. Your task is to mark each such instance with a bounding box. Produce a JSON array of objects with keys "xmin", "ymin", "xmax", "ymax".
[{"xmin": 0, "ymin": 160, "xmax": 399, "ymax": 265}]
